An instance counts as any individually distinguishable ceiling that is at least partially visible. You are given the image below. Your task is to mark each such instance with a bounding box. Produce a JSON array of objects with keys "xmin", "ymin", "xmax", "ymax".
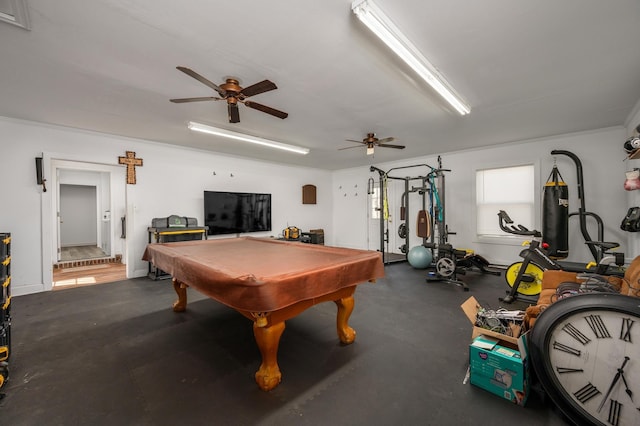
[{"xmin": 1, "ymin": 0, "xmax": 640, "ymax": 170}]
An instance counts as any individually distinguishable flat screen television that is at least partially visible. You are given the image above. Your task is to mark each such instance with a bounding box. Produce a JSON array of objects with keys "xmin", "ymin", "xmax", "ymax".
[{"xmin": 204, "ymin": 191, "xmax": 272, "ymax": 235}]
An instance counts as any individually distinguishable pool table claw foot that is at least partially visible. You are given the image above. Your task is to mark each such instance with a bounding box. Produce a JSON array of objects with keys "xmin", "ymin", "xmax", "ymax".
[
  {"xmin": 335, "ymin": 296, "xmax": 356, "ymax": 344},
  {"xmin": 255, "ymin": 365, "xmax": 282, "ymax": 391},
  {"xmin": 172, "ymin": 279, "xmax": 187, "ymax": 312},
  {"xmin": 253, "ymin": 321, "xmax": 285, "ymax": 391}
]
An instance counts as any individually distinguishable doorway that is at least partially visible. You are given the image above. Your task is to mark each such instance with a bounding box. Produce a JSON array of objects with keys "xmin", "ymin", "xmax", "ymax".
[
  {"xmin": 58, "ymin": 183, "xmax": 106, "ymax": 261},
  {"xmin": 50, "ymin": 160, "xmax": 127, "ymax": 289}
]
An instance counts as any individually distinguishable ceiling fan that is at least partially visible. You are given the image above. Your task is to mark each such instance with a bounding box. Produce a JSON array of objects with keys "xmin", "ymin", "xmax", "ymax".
[
  {"xmin": 170, "ymin": 66, "xmax": 288, "ymax": 123},
  {"xmin": 339, "ymin": 133, "xmax": 405, "ymax": 155}
]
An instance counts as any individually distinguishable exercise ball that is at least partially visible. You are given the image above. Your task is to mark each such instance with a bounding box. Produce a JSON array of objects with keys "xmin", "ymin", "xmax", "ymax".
[{"xmin": 407, "ymin": 245, "xmax": 432, "ymax": 269}]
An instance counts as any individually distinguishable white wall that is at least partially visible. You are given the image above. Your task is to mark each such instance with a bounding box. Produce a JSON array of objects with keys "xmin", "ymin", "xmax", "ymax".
[
  {"xmin": 0, "ymin": 117, "xmax": 333, "ymax": 296},
  {"xmin": 2, "ymin": 115, "xmax": 636, "ymax": 297},
  {"xmin": 334, "ymin": 127, "xmax": 632, "ymax": 266}
]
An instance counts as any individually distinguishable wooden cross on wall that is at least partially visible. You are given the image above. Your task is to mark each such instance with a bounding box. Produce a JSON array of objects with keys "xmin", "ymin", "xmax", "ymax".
[{"xmin": 118, "ymin": 151, "xmax": 143, "ymax": 184}]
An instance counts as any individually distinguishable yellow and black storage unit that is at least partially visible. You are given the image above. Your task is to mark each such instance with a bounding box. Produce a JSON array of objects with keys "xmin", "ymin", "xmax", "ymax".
[
  {"xmin": 147, "ymin": 215, "xmax": 208, "ymax": 280},
  {"xmin": 1, "ymin": 232, "xmax": 11, "ymax": 393}
]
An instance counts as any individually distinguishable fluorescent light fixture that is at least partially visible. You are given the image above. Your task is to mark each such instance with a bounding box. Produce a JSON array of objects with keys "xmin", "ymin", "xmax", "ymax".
[
  {"xmin": 188, "ymin": 121, "xmax": 309, "ymax": 155},
  {"xmin": 351, "ymin": 0, "xmax": 470, "ymax": 115}
]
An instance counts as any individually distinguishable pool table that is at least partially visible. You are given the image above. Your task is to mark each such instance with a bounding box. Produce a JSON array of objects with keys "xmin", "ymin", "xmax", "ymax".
[{"xmin": 142, "ymin": 237, "xmax": 385, "ymax": 391}]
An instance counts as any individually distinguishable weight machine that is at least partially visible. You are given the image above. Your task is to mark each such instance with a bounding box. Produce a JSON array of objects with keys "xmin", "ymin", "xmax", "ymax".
[
  {"xmin": 370, "ymin": 157, "xmax": 499, "ymax": 289},
  {"xmin": 369, "ymin": 163, "xmax": 433, "ymax": 264}
]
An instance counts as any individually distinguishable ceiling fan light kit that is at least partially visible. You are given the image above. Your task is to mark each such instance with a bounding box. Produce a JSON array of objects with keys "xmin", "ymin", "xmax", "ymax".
[
  {"xmin": 171, "ymin": 67, "xmax": 288, "ymax": 123},
  {"xmin": 351, "ymin": 0, "xmax": 470, "ymax": 115},
  {"xmin": 340, "ymin": 132, "xmax": 405, "ymax": 155},
  {"xmin": 188, "ymin": 121, "xmax": 309, "ymax": 155}
]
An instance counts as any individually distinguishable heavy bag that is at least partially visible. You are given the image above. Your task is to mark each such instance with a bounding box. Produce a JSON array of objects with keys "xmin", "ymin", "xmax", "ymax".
[{"xmin": 542, "ymin": 166, "xmax": 569, "ymax": 258}]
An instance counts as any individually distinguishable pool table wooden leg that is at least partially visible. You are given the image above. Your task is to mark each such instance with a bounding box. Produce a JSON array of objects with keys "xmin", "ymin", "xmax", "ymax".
[
  {"xmin": 335, "ymin": 295, "xmax": 356, "ymax": 344},
  {"xmin": 253, "ymin": 321, "xmax": 285, "ymax": 391},
  {"xmin": 172, "ymin": 279, "xmax": 187, "ymax": 312}
]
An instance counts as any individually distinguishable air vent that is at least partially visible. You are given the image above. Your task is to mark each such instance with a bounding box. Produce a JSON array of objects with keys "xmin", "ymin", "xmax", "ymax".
[{"xmin": 0, "ymin": 0, "xmax": 30, "ymax": 30}]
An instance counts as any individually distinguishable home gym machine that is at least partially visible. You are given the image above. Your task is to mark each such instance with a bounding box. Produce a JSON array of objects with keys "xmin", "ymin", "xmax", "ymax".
[
  {"xmin": 369, "ymin": 163, "xmax": 433, "ymax": 264},
  {"xmin": 369, "ymin": 158, "xmax": 499, "ymax": 289}
]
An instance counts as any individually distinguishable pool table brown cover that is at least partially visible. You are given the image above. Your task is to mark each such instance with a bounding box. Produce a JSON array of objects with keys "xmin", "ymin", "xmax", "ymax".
[
  {"xmin": 142, "ymin": 237, "xmax": 385, "ymax": 313},
  {"xmin": 143, "ymin": 237, "xmax": 385, "ymax": 390}
]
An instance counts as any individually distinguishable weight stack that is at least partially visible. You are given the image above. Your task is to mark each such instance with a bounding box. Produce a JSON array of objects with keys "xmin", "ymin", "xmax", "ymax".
[{"xmin": 1, "ymin": 232, "xmax": 11, "ymax": 392}]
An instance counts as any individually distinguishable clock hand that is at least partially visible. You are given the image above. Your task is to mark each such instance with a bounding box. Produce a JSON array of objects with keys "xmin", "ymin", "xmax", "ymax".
[
  {"xmin": 620, "ymin": 370, "xmax": 633, "ymax": 401},
  {"xmin": 597, "ymin": 356, "xmax": 630, "ymax": 413}
]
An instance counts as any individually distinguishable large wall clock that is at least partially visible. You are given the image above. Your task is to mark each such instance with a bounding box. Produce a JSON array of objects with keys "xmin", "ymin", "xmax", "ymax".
[{"xmin": 530, "ymin": 293, "xmax": 640, "ymax": 426}]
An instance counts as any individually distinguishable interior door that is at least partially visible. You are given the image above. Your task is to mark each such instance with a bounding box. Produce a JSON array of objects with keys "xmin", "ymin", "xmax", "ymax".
[{"xmin": 59, "ymin": 184, "xmax": 98, "ymax": 249}]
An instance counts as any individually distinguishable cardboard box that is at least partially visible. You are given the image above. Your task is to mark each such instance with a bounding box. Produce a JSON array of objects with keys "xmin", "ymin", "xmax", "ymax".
[
  {"xmin": 460, "ymin": 296, "xmax": 521, "ymax": 345},
  {"xmin": 461, "ymin": 297, "xmax": 529, "ymax": 405},
  {"xmin": 469, "ymin": 335, "xmax": 529, "ymax": 406}
]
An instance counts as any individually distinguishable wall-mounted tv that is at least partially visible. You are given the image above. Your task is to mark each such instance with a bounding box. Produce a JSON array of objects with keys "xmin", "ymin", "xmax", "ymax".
[{"xmin": 204, "ymin": 191, "xmax": 272, "ymax": 236}]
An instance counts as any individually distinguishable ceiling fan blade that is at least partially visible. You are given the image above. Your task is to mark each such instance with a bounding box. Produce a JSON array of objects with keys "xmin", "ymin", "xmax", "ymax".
[
  {"xmin": 338, "ymin": 145, "xmax": 365, "ymax": 151},
  {"xmin": 240, "ymin": 80, "xmax": 277, "ymax": 97},
  {"xmin": 228, "ymin": 103, "xmax": 240, "ymax": 123},
  {"xmin": 170, "ymin": 97, "xmax": 220, "ymax": 103},
  {"xmin": 377, "ymin": 137, "xmax": 395, "ymax": 144},
  {"xmin": 244, "ymin": 101, "xmax": 288, "ymax": 119},
  {"xmin": 378, "ymin": 144, "xmax": 405, "ymax": 149},
  {"xmin": 345, "ymin": 139, "xmax": 366, "ymax": 144},
  {"xmin": 176, "ymin": 66, "xmax": 226, "ymax": 96}
]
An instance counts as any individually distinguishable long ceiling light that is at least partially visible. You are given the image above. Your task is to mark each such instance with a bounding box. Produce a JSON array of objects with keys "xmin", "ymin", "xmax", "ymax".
[
  {"xmin": 188, "ymin": 122, "xmax": 309, "ymax": 155},
  {"xmin": 351, "ymin": 0, "xmax": 470, "ymax": 115}
]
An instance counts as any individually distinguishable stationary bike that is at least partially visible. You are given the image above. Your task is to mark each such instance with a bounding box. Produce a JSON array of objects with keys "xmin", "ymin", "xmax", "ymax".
[
  {"xmin": 498, "ymin": 211, "xmax": 561, "ymax": 303},
  {"xmin": 497, "ymin": 210, "xmax": 623, "ymax": 304}
]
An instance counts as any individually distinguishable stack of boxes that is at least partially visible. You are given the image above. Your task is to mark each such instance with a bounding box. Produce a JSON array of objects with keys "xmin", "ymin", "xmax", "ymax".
[{"xmin": 0, "ymin": 233, "xmax": 10, "ymax": 393}]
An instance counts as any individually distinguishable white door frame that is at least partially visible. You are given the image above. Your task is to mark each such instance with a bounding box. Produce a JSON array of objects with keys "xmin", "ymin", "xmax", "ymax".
[{"xmin": 40, "ymin": 154, "xmax": 125, "ymax": 291}]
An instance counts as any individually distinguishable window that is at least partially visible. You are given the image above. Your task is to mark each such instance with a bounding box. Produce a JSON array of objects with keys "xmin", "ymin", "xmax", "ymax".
[{"xmin": 476, "ymin": 164, "xmax": 535, "ymax": 238}]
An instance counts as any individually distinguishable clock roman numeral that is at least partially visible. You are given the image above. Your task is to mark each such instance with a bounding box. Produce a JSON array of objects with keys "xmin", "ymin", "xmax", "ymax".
[
  {"xmin": 574, "ymin": 382, "xmax": 601, "ymax": 404},
  {"xmin": 620, "ymin": 318, "xmax": 634, "ymax": 343},
  {"xmin": 556, "ymin": 367, "xmax": 584, "ymax": 374},
  {"xmin": 563, "ymin": 322, "xmax": 591, "ymax": 345},
  {"xmin": 553, "ymin": 341, "xmax": 582, "ymax": 356},
  {"xmin": 585, "ymin": 314, "xmax": 611, "ymax": 339},
  {"xmin": 608, "ymin": 399, "xmax": 622, "ymax": 426}
]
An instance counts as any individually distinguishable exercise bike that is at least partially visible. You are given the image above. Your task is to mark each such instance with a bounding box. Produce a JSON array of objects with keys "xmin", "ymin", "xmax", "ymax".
[
  {"xmin": 497, "ymin": 210, "xmax": 623, "ymax": 304},
  {"xmin": 498, "ymin": 211, "xmax": 560, "ymax": 303}
]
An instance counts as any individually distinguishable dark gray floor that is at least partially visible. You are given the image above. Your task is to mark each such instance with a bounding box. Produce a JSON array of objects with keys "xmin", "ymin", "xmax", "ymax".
[{"xmin": 1, "ymin": 263, "xmax": 571, "ymax": 425}]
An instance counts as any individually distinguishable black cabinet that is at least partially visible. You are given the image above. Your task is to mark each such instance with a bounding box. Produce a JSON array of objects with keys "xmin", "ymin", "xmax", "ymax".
[{"xmin": 1, "ymin": 232, "xmax": 11, "ymax": 394}]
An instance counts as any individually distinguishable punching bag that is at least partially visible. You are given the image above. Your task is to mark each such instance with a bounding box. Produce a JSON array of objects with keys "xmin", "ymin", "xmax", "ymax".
[{"xmin": 542, "ymin": 166, "xmax": 569, "ymax": 258}]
